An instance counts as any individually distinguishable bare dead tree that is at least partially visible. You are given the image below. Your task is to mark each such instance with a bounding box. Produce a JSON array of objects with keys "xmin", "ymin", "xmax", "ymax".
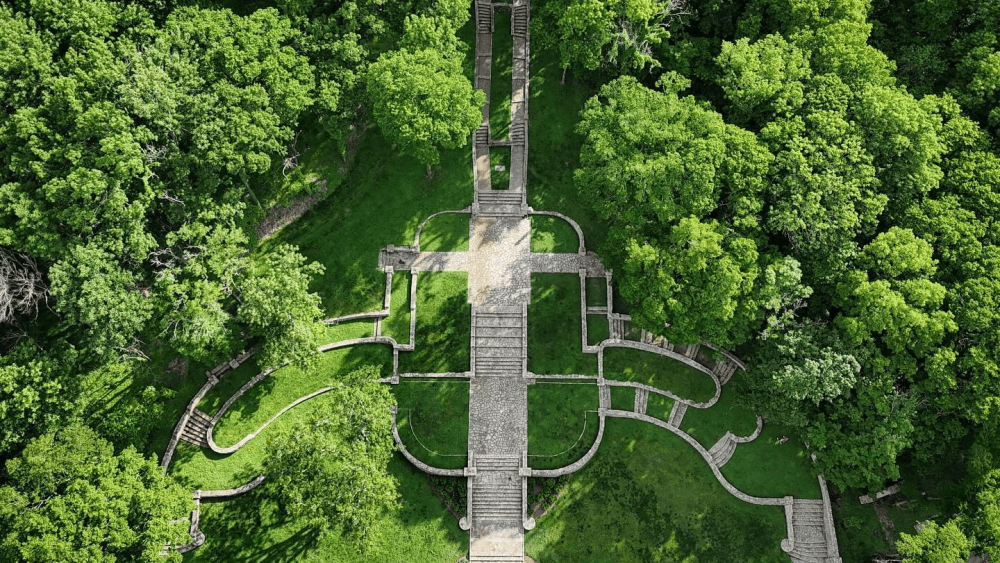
[
  {"xmin": 656, "ymin": 0, "xmax": 694, "ymax": 28},
  {"xmin": 117, "ymin": 336, "xmax": 150, "ymax": 362},
  {"xmin": 0, "ymin": 248, "xmax": 49, "ymax": 324},
  {"xmin": 282, "ymin": 130, "xmax": 303, "ymax": 178}
]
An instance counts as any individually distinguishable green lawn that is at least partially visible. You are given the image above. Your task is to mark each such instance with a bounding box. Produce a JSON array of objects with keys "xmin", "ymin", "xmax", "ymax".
[
  {"xmin": 397, "ymin": 272, "xmax": 471, "ymax": 374},
  {"xmin": 586, "ymin": 314, "xmax": 609, "ymax": 346},
  {"xmin": 394, "ymin": 380, "xmax": 469, "ymax": 470},
  {"xmin": 382, "ymin": 271, "xmax": 411, "ymax": 343},
  {"xmin": 645, "ymin": 392, "xmax": 675, "ymax": 422},
  {"xmin": 489, "ymin": 8, "xmax": 513, "ymax": 140},
  {"xmin": 525, "ymin": 417, "xmax": 791, "ymax": 563},
  {"xmin": 213, "ymin": 345, "xmax": 393, "ymax": 447},
  {"xmin": 418, "ymin": 213, "xmax": 470, "ymax": 252},
  {"xmin": 183, "ymin": 455, "xmax": 466, "ymax": 563},
  {"xmin": 528, "ymin": 273, "xmax": 598, "ymax": 375},
  {"xmin": 585, "ymin": 277, "xmax": 606, "ymax": 307},
  {"xmin": 197, "ymin": 359, "xmax": 263, "ymax": 417},
  {"xmin": 530, "ymin": 215, "xmax": 579, "ymax": 253},
  {"xmin": 171, "ymin": 392, "xmax": 345, "ymax": 491},
  {"xmin": 324, "ymin": 320, "xmax": 375, "ymax": 343},
  {"xmin": 490, "ymin": 147, "xmax": 511, "ymax": 189},
  {"xmin": 603, "ymin": 347, "xmax": 716, "ymax": 403},
  {"xmin": 525, "ymin": 42, "xmax": 605, "ymax": 250},
  {"xmin": 720, "ymin": 425, "xmax": 821, "ymax": 500},
  {"xmin": 528, "ymin": 382, "xmax": 600, "ymax": 470},
  {"xmin": 682, "ymin": 377, "xmax": 758, "ymax": 449},
  {"xmin": 609, "ymin": 385, "xmax": 634, "ymax": 411}
]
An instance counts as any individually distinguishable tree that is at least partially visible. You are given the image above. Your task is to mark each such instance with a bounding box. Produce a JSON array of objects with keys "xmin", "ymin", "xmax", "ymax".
[
  {"xmin": 575, "ymin": 74, "xmax": 771, "ymax": 345},
  {"xmin": 259, "ymin": 365, "xmax": 397, "ymax": 550},
  {"xmin": 897, "ymin": 520, "xmax": 971, "ymax": 563},
  {"xmin": 236, "ymin": 244, "xmax": 326, "ymax": 370},
  {"xmin": 0, "ymin": 344, "xmax": 80, "ymax": 457},
  {"xmin": 0, "ymin": 424, "xmax": 192, "ymax": 563},
  {"xmin": 740, "ymin": 319, "xmax": 860, "ymax": 427},
  {"xmin": 366, "ymin": 39, "xmax": 484, "ymax": 172}
]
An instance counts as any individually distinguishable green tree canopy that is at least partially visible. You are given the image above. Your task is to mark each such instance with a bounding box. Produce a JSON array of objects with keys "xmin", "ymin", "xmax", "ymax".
[
  {"xmin": 259, "ymin": 365, "xmax": 397, "ymax": 550},
  {"xmin": 0, "ymin": 424, "xmax": 192, "ymax": 563}
]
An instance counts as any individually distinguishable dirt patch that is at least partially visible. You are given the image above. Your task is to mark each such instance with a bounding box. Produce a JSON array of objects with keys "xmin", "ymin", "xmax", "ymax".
[
  {"xmin": 255, "ymin": 181, "xmax": 329, "ymax": 240},
  {"xmin": 873, "ymin": 500, "xmax": 896, "ymax": 548}
]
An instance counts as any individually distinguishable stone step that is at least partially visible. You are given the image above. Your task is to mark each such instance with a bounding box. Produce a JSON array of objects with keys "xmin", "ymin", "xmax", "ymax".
[
  {"xmin": 708, "ymin": 434, "xmax": 737, "ymax": 467},
  {"xmin": 477, "ymin": 346, "xmax": 523, "ymax": 358},
  {"xmin": 475, "ymin": 456, "xmax": 520, "ymax": 468},
  {"xmin": 475, "ymin": 125, "xmax": 490, "ymax": 145},
  {"xmin": 512, "ymin": 6, "xmax": 528, "ymax": 36},
  {"xmin": 479, "ymin": 190, "xmax": 523, "ymax": 202},
  {"xmin": 667, "ymin": 402, "xmax": 687, "ymax": 428},
  {"xmin": 476, "ymin": 317, "xmax": 524, "ymax": 338},
  {"xmin": 634, "ymin": 388, "xmax": 649, "ymax": 415},
  {"xmin": 511, "ymin": 123, "xmax": 526, "ymax": 144},
  {"xmin": 470, "ymin": 557, "xmax": 523, "ymax": 563},
  {"xmin": 475, "ymin": 337, "xmax": 523, "ymax": 347},
  {"xmin": 477, "ymin": 203, "xmax": 523, "ymax": 217}
]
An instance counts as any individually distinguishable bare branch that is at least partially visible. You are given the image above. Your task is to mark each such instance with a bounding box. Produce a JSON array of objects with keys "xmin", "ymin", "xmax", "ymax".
[{"xmin": 0, "ymin": 248, "xmax": 50, "ymax": 324}]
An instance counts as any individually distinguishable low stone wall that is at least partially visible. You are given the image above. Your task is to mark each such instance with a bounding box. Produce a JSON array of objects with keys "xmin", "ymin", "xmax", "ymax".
[
  {"xmin": 199, "ymin": 475, "xmax": 267, "ymax": 499},
  {"xmin": 412, "ymin": 208, "xmax": 472, "ymax": 251},
  {"xmin": 528, "ymin": 210, "xmax": 586, "ymax": 254},
  {"xmin": 391, "ymin": 407, "xmax": 465, "ymax": 477}
]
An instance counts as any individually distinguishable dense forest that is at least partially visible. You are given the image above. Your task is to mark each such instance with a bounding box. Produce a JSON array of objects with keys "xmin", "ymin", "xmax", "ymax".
[{"xmin": 0, "ymin": 0, "xmax": 998, "ymax": 561}]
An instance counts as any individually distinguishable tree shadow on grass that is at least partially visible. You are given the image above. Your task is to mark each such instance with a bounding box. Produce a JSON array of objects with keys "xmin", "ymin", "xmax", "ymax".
[{"xmin": 398, "ymin": 276, "xmax": 470, "ymax": 374}]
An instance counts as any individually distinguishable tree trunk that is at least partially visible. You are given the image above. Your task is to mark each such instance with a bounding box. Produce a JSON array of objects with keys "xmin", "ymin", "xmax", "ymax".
[
  {"xmin": 425, "ymin": 163, "xmax": 434, "ymax": 179},
  {"xmin": 561, "ymin": 67, "xmax": 567, "ymax": 85}
]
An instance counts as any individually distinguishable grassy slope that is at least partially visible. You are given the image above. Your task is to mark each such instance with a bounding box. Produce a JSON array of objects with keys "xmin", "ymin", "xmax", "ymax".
[
  {"xmin": 609, "ymin": 385, "xmax": 635, "ymax": 411},
  {"xmin": 394, "ymin": 380, "xmax": 469, "ymax": 470},
  {"xmin": 526, "ymin": 417, "xmax": 791, "ymax": 563},
  {"xmin": 586, "ymin": 314, "xmax": 610, "ymax": 345},
  {"xmin": 530, "ymin": 215, "xmax": 579, "ymax": 253},
  {"xmin": 184, "ymin": 455, "xmax": 466, "ymax": 563},
  {"xmin": 603, "ymin": 347, "xmax": 717, "ymax": 403},
  {"xmin": 721, "ymin": 424, "xmax": 821, "ymax": 500},
  {"xmin": 682, "ymin": 378, "xmax": 759, "ymax": 449},
  {"xmin": 212, "ymin": 345, "xmax": 392, "ymax": 447},
  {"xmin": 397, "ymin": 272, "xmax": 470, "ymax": 374},
  {"xmin": 527, "ymin": 273, "xmax": 597, "ymax": 375}
]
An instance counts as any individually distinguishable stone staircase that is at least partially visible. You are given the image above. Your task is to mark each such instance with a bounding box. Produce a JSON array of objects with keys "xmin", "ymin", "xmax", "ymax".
[
  {"xmin": 179, "ymin": 409, "xmax": 212, "ymax": 447},
  {"xmin": 610, "ymin": 315, "xmax": 626, "ymax": 340},
  {"xmin": 512, "ymin": 6, "xmax": 528, "ymax": 36},
  {"xmin": 471, "ymin": 556, "xmax": 523, "ymax": 563},
  {"xmin": 476, "ymin": 125, "xmax": 490, "ymax": 145},
  {"xmin": 681, "ymin": 343, "xmax": 701, "ymax": 359},
  {"xmin": 510, "ymin": 123, "xmax": 526, "ymax": 145},
  {"xmin": 473, "ymin": 306, "xmax": 525, "ymax": 375},
  {"xmin": 789, "ymin": 499, "xmax": 832, "ymax": 563},
  {"xmin": 634, "ymin": 388, "xmax": 649, "ymax": 415},
  {"xmin": 667, "ymin": 401, "xmax": 687, "ymax": 428},
  {"xmin": 713, "ymin": 359, "xmax": 738, "ymax": 385},
  {"xmin": 478, "ymin": 190, "xmax": 523, "ymax": 206},
  {"xmin": 708, "ymin": 433, "xmax": 738, "ymax": 467},
  {"xmin": 477, "ymin": 0, "xmax": 493, "ymax": 33}
]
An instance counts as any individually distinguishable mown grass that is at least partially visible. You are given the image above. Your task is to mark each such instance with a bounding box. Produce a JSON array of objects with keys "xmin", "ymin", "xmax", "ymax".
[
  {"xmin": 490, "ymin": 146, "xmax": 511, "ymax": 189},
  {"xmin": 489, "ymin": 7, "xmax": 513, "ymax": 140},
  {"xmin": 586, "ymin": 314, "xmax": 609, "ymax": 346},
  {"xmin": 213, "ymin": 345, "xmax": 393, "ymax": 447},
  {"xmin": 528, "ymin": 273, "xmax": 597, "ymax": 375},
  {"xmin": 721, "ymin": 424, "xmax": 821, "ymax": 500},
  {"xmin": 418, "ymin": 213, "xmax": 470, "ymax": 252},
  {"xmin": 528, "ymin": 382, "xmax": 599, "ymax": 470},
  {"xmin": 609, "ymin": 385, "xmax": 634, "ymax": 411},
  {"xmin": 397, "ymin": 272, "xmax": 471, "ymax": 374},
  {"xmin": 171, "ymin": 392, "xmax": 344, "ymax": 491},
  {"xmin": 585, "ymin": 277, "xmax": 606, "ymax": 307},
  {"xmin": 682, "ymin": 376, "xmax": 758, "ymax": 449},
  {"xmin": 382, "ymin": 271, "xmax": 411, "ymax": 344},
  {"xmin": 645, "ymin": 392, "xmax": 675, "ymax": 422},
  {"xmin": 525, "ymin": 41, "xmax": 605, "ymax": 249},
  {"xmin": 394, "ymin": 380, "xmax": 469, "ymax": 470},
  {"xmin": 182, "ymin": 455, "xmax": 466, "ymax": 563},
  {"xmin": 525, "ymin": 417, "xmax": 791, "ymax": 563},
  {"xmin": 324, "ymin": 320, "xmax": 375, "ymax": 343},
  {"xmin": 530, "ymin": 215, "xmax": 579, "ymax": 253},
  {"xmin": 603, "ymin": 347, "xmax": 716, "ymax": 403}
]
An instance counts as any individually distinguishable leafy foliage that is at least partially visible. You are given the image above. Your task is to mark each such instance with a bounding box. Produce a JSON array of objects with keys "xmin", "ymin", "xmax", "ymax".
[{"xmin": 0, "ymin": 424, "xmax": 191, "ymax": 563}]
